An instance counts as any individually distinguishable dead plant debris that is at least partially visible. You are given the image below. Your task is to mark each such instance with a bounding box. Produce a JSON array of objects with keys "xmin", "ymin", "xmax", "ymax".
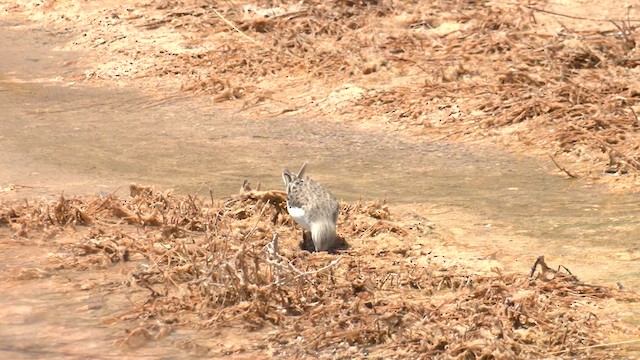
[{"xmin": 1, "ymin": 184, "xmax": 638, "ymax": 358}]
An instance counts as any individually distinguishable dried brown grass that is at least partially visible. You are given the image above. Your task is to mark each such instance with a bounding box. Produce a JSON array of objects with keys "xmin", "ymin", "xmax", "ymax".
[{"xmin": 1, "ymin": 184, "xmax": 638, "ymax": 358}]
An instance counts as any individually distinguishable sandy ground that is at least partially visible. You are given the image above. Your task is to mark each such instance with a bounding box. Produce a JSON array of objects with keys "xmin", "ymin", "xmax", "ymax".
[
  {"xmin": 4, "ymin": 0, "xmax": 640, "ymax": 187},
  {"xmin": 2, "ymin": 0, "xmax": 640, "ymax": 358}
]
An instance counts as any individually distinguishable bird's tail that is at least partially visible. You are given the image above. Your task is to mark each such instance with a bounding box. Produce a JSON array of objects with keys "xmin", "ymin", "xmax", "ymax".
[{"xmin": 310, "ymin": 220, "xmax": 337, "ymax": 252}]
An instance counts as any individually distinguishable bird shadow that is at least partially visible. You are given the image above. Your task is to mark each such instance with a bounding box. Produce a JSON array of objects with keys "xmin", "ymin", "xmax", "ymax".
[{"xmin": 298, "ymin": 231, "xmax": 349, "ymax": 254}]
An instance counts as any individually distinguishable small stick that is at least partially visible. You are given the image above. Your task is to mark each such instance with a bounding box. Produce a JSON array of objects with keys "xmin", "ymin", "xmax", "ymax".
[
  {"xmin": 630, "ymin": 107, "xmax": 639, "ymax": 127},
  {"xmin": 263, "ymin": 235, "xmax": 342, "ymax": 286},
  {"xmin": 549, "ymin": 155, "xmax": 579, "ymax": 178},
  {"xmin": 271, "ymin": 233, "xmax": 280, "ymax": 284},
  {"xmin": 530, "ymin": 255, "xmax": 550, "ymax": 278},
  {"xmin": 211, "ymin": 8, "xmax": 268, "ymax": 50},
  {"xmin": 289, "ymin": 257, "xmax": 342, "ymax": 283},
  {"xmin": 548, "ymin": 339, "xmax": 640, "ymax": 355},
  {"xmin": 243, "ymin": 201, "xmax": 270, "ymax": 241},
  {"xmin": 520, "ymin": 4, "xmax": 640, "ymax": 22},
  {"xmin": 195, "ymin": 181, "xmax": 207, "ymax": 195}
]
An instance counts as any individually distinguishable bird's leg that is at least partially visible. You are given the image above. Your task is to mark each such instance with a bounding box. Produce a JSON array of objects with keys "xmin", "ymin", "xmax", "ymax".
[{"xmin": 299, "ymin": 230, "xmax": 315, "ymax": 252}]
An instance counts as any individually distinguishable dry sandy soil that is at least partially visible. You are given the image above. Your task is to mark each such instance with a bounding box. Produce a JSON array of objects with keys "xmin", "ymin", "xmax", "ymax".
[
  {"xmin": 5, "ymin": 0, "xmax": 640, "ymax": 185},
  {"xmin": 2, "ymin": 0, "xmax": 640, "ymax": 358}
]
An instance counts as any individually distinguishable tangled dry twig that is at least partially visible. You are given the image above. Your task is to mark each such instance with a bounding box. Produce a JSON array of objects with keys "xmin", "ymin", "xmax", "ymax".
[{"xmin": 1, "ymin": 184, "xmax": 638, "ymax": 358}]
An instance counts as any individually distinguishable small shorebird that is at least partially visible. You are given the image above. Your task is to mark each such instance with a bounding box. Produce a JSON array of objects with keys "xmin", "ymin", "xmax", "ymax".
[{"xmin": 282, "ymin": 162, "xmax": 339, "ymax": 252}]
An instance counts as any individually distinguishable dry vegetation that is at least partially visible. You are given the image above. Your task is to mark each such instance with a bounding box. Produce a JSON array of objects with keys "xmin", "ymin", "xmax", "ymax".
[
  {"xmin": 4, "ymin": 0, "xmax": 640, "ymax": 181},
  {"xmin": 2, "ymin": 184, "xmax": 639, "ymax": 358},
  {"xmin": 3, "ymin": 1, "xmax": 640, "ymax": 357}
]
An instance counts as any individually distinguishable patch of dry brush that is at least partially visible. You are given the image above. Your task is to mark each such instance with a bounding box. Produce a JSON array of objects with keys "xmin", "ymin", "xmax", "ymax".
[{"xmin": 1, "ymin": 185, "xmax": 638, "ymax": 358}]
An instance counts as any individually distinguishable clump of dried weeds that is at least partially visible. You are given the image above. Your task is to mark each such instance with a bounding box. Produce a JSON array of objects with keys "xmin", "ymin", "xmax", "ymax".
[{"xmin": 1, "ymin": 184, "xmax": 638, "ymax": 358}]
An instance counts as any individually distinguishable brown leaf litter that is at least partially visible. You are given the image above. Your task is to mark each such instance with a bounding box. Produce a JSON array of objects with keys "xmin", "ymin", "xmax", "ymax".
[{"xmin": 1, "ymin": 184, "xmax": 639, "ymax": 358}]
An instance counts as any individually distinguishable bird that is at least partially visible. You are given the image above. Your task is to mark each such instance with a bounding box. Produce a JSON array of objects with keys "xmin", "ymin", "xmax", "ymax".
[{"xmin": 282, "ymin": 162, "xmax": 339, "ymax": 252}]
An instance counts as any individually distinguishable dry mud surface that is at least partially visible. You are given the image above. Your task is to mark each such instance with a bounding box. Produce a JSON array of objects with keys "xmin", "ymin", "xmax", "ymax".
[
  {"xmin": 4, "ymin": 0, "xmax": 640, "ymax": 185},
  {"xmin": 2, "ymin": 0, "xmax": 640, "ymax": 359}
]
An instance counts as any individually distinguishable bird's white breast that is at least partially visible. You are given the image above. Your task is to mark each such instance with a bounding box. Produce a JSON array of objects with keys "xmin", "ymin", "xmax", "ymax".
[{"xmin": 287, "ymin": 204, "xmax": 310, "ymax": 230}]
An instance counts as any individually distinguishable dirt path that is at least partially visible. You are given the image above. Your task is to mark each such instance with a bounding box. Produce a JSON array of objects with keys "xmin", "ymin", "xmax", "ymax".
[
  {"xmin": 0, "ymin": 238, "xmax": 134, "ymax": 359},
  {"xmin": 4, "ymin": 0, "xmax": 640, "ymax": 187},
  {"xmin": 2, "ymin": 2, "xmax": 640, "ymax": 358}
]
